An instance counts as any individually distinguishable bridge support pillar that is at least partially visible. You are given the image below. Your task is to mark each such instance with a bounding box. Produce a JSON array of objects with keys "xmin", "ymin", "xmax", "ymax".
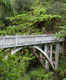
[
  {"xmin": 55, "ymin": 43, "xmax": 60, "ymax": 69},
  {"xmin": 50, "ymin": 44, "xmax": 52, "ymax": 63},
  {"xmin": 44, "ymin": 44, "xmax": 49, "ymax": 70}
]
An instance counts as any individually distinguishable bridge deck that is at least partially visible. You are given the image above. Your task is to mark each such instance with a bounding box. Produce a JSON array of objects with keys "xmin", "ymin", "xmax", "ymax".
[{"xmin": 0, "ymin": 34, "xmax": 63, "ymax": 48}]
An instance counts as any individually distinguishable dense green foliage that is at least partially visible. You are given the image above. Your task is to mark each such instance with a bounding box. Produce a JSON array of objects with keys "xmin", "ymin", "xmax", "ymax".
[
  {"xmin": 0, "ymin": 0, "xmax": 14, "ymax": 17},
  {"xmin": 0, "ymin": 7, "xmax": 61, "ymax": 35},
  {"xmin": 41, "ymin": 0, "xmax": 66, "ymax": 37},
  {"xmin": 0, "ymin": 0, "xmax": 66, "ymax": 80}
]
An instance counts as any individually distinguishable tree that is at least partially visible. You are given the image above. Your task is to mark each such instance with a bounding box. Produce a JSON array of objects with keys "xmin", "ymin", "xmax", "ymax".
[
  {"xmin": 14, "ymin": 0, "xmax": 34, "ymax": 13},
  {"xmin": 0, "ymin": 0, "xmax": 14, "ymax": 18}
]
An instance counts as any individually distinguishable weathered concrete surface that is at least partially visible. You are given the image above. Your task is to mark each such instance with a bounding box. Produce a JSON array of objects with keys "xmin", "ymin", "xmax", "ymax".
[{"xmin": 0, "ymin": 34, "xmax": 64, "ymax": 48}]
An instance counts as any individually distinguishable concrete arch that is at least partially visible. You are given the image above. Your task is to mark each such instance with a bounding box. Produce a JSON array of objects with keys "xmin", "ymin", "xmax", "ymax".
[
  {"xmin": 5, "ymin": 46, "xmax": 54, "ymax": 70},
  {"xmin": 33, "ymin": 46, "xmax": 54, "ymax": 70}
]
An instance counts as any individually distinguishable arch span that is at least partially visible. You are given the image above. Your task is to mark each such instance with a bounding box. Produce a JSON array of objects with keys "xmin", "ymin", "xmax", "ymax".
[
  {"xmin": 33, "ymin": 46, "xmax": 54, "ymax": 70},
  {"xmin": 9, "ymin": 46, "xmax": 55, "ymax": 70}
]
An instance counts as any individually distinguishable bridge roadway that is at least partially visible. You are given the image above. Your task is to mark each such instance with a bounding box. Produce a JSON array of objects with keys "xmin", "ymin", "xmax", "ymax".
[{"xmin": 0, "ymin": 34, "xmax": 63, "ymax": 48}]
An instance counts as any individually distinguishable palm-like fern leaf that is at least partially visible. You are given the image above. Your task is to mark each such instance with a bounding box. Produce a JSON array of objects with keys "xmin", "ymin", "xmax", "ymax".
[{"xmin": 0, "ymin": 0, "xmax": 14, "ymax": 16}]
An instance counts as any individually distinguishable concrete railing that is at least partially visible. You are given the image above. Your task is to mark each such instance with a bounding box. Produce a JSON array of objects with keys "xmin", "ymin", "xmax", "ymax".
[{"xmin": 0, "ymin": 34, "xmax": 63, "ymax": 48}]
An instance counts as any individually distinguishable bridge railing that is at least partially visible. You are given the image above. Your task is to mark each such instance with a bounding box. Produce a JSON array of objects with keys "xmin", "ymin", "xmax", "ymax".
[{"xmin": 0, "ymin": 34, "xmax": 64, "ymax": 48}]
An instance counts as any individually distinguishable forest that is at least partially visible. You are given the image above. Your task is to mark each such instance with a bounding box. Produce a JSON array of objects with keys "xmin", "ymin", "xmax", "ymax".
[{"xmin": 0, "ymin": 0, "xmax": 66, "ymax": 80}]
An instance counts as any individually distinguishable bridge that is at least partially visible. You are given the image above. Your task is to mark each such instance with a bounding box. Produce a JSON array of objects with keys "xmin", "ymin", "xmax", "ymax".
[{"xmin": 0, "ymin": 34, "xmax": 64, "ymax": 70}]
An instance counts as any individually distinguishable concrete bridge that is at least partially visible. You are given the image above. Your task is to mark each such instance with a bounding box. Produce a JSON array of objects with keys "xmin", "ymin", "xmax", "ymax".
[{"xmin": 0, "ymin": 34, "xmax": 64, "ymax": 70}]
